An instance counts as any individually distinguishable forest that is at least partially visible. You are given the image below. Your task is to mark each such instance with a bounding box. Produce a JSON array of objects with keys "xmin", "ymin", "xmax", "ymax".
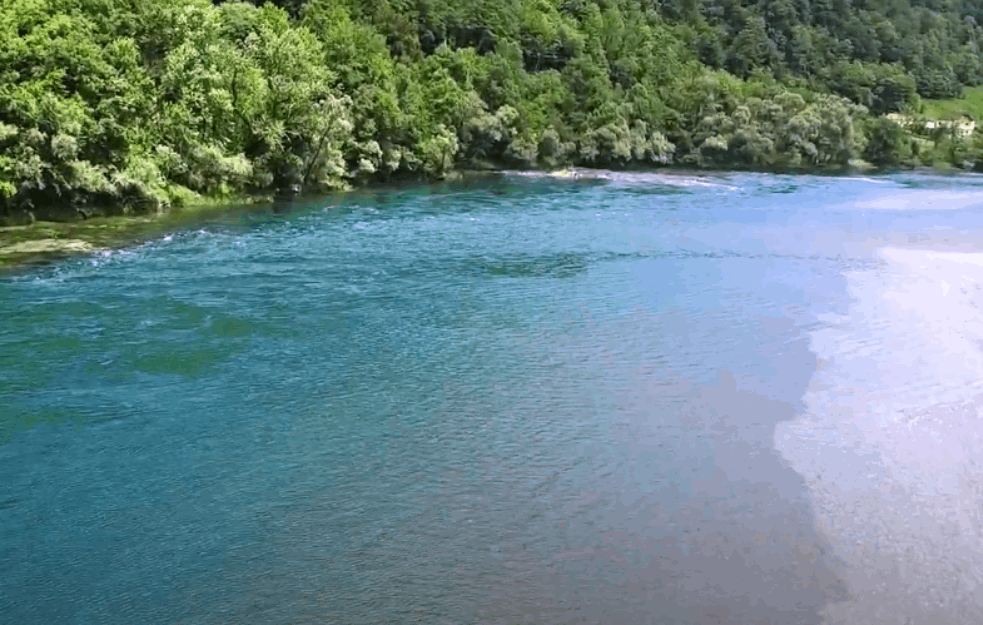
[{"xmin": 4, "ymin": 0, "xmax": 983, "ymax": 220}]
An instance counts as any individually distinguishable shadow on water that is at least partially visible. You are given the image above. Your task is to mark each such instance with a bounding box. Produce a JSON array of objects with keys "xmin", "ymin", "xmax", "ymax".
[
  {"xmin": 465, "ymin": 252, "xmax": 591, "ymax": 279},
  {"xmin": 445, "ymin": 314, "xmax": 853, "ymax": 625},
  {"xmin": 207, "ymin": 310, "xmax": 849, "ymax": 625}
]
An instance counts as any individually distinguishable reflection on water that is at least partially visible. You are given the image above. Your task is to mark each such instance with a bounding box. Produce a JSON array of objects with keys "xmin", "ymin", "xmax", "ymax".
[
  {"xmin": 777, "ymin": 245, "xmax": 983, "ymax": 624},
  {"xmin": 3, "ymin": 172, "xmax": 983, "ymax": 623}
]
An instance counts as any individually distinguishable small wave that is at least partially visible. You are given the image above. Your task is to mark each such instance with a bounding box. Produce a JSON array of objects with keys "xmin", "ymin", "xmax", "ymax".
[
  {"xmin": 878, "ymin": 246, "xmax": 983, "ymax": 268},
  {"xmin": 502, "ymin": 168, "xmax": 741, "ymax": 190},
  {"xmin": 837, "ymin": 176, "xmax": 893, "ymax": 184},
  {"xmin": 853, "ymin": 189, "xmax": 983, "ymax": 211}
]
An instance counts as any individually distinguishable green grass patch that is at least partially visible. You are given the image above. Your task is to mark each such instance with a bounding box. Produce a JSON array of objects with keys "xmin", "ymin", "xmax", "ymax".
[{"xmin": 920, "ymin": 86, "xmax": 983, "ymax": 120}]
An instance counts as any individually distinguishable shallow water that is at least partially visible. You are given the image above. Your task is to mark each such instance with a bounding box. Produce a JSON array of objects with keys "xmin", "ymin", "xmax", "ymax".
[{"xmin": 4, "ymin": 172, "xmax": 983, "ymax": 624}]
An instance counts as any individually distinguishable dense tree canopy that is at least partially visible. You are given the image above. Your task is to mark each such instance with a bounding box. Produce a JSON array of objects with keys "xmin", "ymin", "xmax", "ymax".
[{"xmin": 3, "ymin": 0, "xmax": 983, "ymax": 219}]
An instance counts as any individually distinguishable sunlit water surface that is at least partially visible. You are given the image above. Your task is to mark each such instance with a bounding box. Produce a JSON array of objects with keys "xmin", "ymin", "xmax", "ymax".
[{"xmin": 5, "ymin": 172, "xmax": 983, "ymax": 624}]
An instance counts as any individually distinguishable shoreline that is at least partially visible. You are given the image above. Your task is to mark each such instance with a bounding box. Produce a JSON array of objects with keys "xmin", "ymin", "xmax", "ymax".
[
  {"xmin": 1, "ymin": 163, "xmax": 977, "ymax": 273},
  {"xmin": 0, "ymin": 196, "xmax": 274, "ymax": 273}
]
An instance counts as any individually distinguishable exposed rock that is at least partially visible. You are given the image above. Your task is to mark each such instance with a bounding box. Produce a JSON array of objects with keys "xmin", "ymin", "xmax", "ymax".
[{"xmin": 0, "ymin": 239, "xmax": 94, "ymax": 255}]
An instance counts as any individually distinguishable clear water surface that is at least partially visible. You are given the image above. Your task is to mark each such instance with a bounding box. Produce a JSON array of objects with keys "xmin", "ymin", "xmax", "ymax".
[{"xmin": 5, "ymin": 171, "xmax": 983, "ymax": 624}]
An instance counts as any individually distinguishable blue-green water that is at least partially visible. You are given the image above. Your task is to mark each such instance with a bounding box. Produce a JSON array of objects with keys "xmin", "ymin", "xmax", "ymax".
[{"xmin": 5, "ymin": 172, "xmax": 983, "ymax": 624}]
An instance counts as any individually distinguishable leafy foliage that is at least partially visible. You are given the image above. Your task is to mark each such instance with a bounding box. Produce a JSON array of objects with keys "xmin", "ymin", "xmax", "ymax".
[{"xmin": 5, "ymin": 0, "xmax": 983, "ymax": 219}]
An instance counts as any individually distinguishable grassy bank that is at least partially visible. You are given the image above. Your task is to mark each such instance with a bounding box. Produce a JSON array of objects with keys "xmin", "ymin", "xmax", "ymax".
[
  {"xmin": 0, "ymin": 195, "xmax": 273, "ymax": 271},
  {"xmin": 0, "ymin": 169, "xmax": 511, "ymax": 272}
]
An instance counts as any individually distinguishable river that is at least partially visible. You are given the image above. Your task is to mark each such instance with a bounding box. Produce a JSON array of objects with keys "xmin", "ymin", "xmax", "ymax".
[{"xmin": 3, "ymin": 171, "xmax": 983, "ymax": 624}]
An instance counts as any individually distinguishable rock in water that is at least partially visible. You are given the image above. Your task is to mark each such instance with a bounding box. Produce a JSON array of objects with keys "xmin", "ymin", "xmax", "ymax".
[{"xmin": 273, "ymin": 185, "xmax": 300, "ymax": 214}]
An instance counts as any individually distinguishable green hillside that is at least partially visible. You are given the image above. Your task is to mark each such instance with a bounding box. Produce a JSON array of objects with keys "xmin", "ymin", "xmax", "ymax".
[{"xmin": 4, "ymin": 0, "xmax": 983, "ymax": 221}]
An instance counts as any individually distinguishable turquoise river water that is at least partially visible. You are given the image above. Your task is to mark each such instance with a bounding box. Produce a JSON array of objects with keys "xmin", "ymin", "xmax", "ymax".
[{"xmin": 5, "ymin": 171, "xmax": 983, "ymax": 624}]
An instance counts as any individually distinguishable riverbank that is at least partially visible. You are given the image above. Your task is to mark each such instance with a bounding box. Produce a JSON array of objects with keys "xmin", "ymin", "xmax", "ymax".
[
  {"xmin": 0, "ymin": 197, "xmax": 273, "ymax": 272},
  {"xmin": 0, "ymin": 171, "xmax": 502, "ymax": 272},
  {"xmin": 0, "ymin": 161, "xmax": 970, "ymax": 273}
]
